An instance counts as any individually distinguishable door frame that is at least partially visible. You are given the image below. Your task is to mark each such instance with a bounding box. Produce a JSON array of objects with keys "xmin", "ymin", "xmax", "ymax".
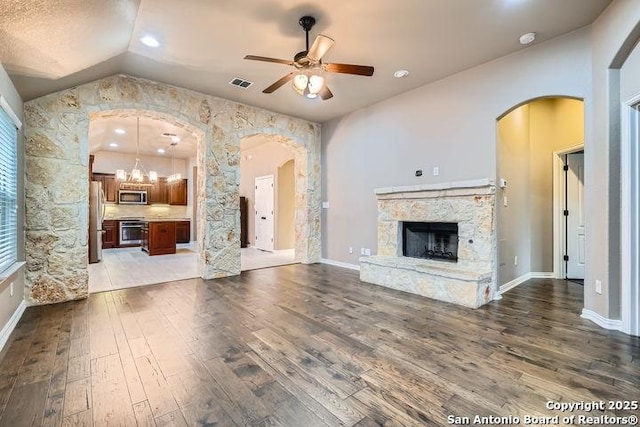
[
  {"xmin": 621, "ymin": 93, "xmax": 640, "ymax": 336},
  {"xmin": 552, "ymin": 144, "xmax": 585, "ymax": 279}
]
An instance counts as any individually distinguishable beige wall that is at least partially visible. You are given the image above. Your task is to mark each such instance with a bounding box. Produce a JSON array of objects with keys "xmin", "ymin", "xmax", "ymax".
[
  {"xmin": 497, "ymin": 104, "xmax": 531, "ymax": 284},
  {"xmin": 497, "ymin": 98, "xmax": 584, "ymax": 286},
  {"xmin": 276, "ymin": 159, "xmax": 295, "ymax": 250},
  {"xmin": 0, "ymin": 63, "xmax": 25, "ymax": 341},
  {"xmin": 322, "ymin": 28, "xmax": 591, "ymax": 268},
  {"xmin": 589, "ymin": 0, "xmax": 640, "ymax": 319},
  {"xmin": 239, "ymin": 140, "xmax": 295, "ymax": 247}
]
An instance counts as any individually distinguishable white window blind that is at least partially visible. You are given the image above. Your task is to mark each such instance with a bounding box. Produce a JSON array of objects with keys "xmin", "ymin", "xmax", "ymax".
[{"xmin": 0, "ymin": 104, "xmax": 18, "ymax": 274}]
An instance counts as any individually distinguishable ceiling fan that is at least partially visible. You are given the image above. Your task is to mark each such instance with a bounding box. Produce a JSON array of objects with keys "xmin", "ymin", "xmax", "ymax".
[{"xmin": 244, "ymin": 16, "xmax": 374, "ymax": 100}]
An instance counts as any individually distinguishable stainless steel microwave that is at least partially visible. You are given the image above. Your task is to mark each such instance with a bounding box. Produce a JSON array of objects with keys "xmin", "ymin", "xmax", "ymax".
[{"xmin": 118, "ymin": 190, "xmax": 147, "ymax": 204}]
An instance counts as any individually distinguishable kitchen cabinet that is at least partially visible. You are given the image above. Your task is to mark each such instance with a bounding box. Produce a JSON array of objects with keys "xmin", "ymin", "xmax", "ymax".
[
  {"xmin": 141, "ymin": 223, "xmax": 149, "ymax": 253},
  {"xmin": 102, "ymin": 220, "xmax": 118, "ymax": 249},
  {"xmin": 92, "ymin": 173, "xmax": 119, "ymax": 203},
  {"xmin": 176, "ymin": 220, "xmax": 190, "ymax": 244},
  {"xmin": 148, "ymin": 178, "xmax": 169, "ymax": 204},
  {"xmin": 169, "ymin": 178, "xmax": 188, "ymax": 205},
  {"xmin": 143, "ymin": 221, "xmax": 177, "ymax": 256}
]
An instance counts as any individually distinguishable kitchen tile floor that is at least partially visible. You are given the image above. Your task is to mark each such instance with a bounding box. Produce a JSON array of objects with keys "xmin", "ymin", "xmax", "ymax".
[{"xmin": 88, "ymin": 245, "xmax": 296, "ymax": 293}]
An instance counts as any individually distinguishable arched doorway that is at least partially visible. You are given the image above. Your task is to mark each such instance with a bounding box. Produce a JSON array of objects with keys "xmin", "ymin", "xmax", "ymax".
[{"xmin": 496, "ymin": 96, "xmax": 585, "ymax": 295}]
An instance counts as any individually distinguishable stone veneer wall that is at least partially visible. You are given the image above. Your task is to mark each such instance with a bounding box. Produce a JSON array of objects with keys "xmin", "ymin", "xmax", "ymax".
[
  {"xmin": 23, "ymin": 74, "xmax": 321, "ymax": 305},
  {"xmin": 360, "ymin": 180, "xmax": 496, "ymax": 308}
]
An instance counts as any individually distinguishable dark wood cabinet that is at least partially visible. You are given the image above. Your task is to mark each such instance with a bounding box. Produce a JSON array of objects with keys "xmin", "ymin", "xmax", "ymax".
[
  {"xmin": 240, "ymin": 196, "xmax": 248, "ymax": 248},
  {"xmin": 143, "ymin": 221, "xmax": 176, "ymax": 256},
  {"xmin": 92, "ymin": 173, "xmax": 119, "ymax": 203},
  {"xmin": 148, "ymin": 178, "xmax": 169, "ymax": 204},
  {"xmin": 176, "ymin": 221, "xmax": 190, "ymax": 244},
  {"xmin": 169, "ymin": 178, "xmax": 188, "ymax": 205},
  {"xmin": 141, "ymin": 223, "xmax": 149, "ymax": 253},
  {"xmin": 102, "ymin": 220, "xmax": 118, "ymax": 249}
]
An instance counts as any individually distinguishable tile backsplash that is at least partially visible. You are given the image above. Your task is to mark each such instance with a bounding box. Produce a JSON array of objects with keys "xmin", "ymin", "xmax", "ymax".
[{"xmin": 105, "ymin": 204, "xmax": 189, "ymax": 219}]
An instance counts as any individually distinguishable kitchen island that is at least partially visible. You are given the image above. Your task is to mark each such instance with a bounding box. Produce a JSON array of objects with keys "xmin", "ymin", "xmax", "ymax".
[{"xmin": 141, "ymin": 219, "xmax": 190, "ymax": 256}]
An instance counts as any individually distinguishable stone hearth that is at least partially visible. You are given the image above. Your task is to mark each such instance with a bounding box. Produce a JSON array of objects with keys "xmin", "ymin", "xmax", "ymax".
[{"xmin": 360, "ymin": 179, "xmax": 496, "ymax": 308}]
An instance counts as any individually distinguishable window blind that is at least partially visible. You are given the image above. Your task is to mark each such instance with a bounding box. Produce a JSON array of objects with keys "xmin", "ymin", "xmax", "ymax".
[{"xmin": 0, "ymin": 105, "xmax": 18, "ymax": 274}]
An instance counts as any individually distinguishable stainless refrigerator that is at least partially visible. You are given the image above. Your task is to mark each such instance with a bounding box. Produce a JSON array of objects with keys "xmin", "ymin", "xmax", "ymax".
[{"xmin": 89, "ymin": 181, "xmax": 105, "ymax": 263}]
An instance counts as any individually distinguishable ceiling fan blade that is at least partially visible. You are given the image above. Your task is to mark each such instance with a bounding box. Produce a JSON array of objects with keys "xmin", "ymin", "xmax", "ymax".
[
  {"xmin": 324, "ymin": 63, "xmax": 374, "ymax": 76},
  {"xmin": 319, "ymin": 85, "xmax": 333, "ymax": 100},
  {"xmin": 307, "ymin": 34, "xmax": 334, "ymax": 62},
  {"xmin": 244, "ymin": 55, "xmax": 295, "ymax": 66},
  {"xmin": 263, "ymin": 72, "xmax": 296, "ymax": 93}
]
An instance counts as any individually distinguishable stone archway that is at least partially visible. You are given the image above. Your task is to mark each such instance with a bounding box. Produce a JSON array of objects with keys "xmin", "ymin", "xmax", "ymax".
[
  {"xmin": 236, "ymin": 131, "xmax": 319, "ymax": 263},
  {"xmin": 23, "ymin": 74, "xmax": 321, "ymax": 305}
]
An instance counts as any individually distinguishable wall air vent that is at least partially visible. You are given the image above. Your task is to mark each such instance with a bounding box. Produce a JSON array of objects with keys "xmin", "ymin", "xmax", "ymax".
[{"xmin": 229, "ymin": 77, "xmax": 253, "ymax": 89}]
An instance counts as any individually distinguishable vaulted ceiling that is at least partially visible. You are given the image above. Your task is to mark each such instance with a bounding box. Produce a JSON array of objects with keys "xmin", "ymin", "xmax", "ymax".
[{"xmin": 2, "ymin": 0, "xmax": 612, "ymax": 123}]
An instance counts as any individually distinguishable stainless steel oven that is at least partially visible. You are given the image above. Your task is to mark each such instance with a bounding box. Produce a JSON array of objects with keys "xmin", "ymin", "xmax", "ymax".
[{"xmin": 119, "ymin": 220, "xmax": 144, "ymax": 245}]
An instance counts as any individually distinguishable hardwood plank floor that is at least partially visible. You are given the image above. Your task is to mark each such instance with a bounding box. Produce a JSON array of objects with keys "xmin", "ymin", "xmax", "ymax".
[{"xmin": 0, "ymin": 264, "xmax": 638, "ymax": 426}]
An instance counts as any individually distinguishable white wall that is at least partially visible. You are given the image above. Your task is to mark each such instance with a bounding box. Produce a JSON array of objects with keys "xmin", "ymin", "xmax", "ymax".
[
  {"xmin": 0, "ymin": 63, "xmax": 25, "ymax": 345},
  {"xmin": 322, "ymin": 28, "xmax": 591, "ymax": 267}
]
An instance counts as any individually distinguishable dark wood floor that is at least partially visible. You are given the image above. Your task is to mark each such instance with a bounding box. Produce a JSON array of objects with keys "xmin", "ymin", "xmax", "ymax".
[{"xmin": 0, "ymin": 264, "xmax": 638, "ymax": 426}]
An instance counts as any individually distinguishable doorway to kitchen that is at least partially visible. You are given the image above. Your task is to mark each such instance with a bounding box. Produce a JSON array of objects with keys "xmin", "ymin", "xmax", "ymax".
[{"xmin": 87, "ymin": 110, "xmax": 201, "ymax": 293}]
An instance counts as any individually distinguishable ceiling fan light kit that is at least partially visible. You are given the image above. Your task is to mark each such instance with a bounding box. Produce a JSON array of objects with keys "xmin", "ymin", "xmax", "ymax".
[{"xmin": 244, "ymin": 15, "xmax": 374, "ymax": 100}]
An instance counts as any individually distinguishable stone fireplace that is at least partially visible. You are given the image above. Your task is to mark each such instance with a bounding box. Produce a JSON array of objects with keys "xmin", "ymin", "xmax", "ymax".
[{"xmin": 360, "ymin": 179, "xmax": 496, "ymax": 308}]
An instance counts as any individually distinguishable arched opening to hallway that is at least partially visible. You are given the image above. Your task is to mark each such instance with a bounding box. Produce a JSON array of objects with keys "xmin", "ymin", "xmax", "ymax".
[{"xmin": 496, "ymin": 97, "xmax": 585, "ymax": 298}]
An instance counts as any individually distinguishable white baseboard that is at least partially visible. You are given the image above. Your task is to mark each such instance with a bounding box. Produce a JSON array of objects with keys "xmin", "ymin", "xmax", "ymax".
[
  {"xmin": 581, "ymin": 309, "xmax": 622, "ymax": 331},
  {"xmin": 321, "ymin": 258, "xmax": 361, "ymax": 271},
  {"xmin": 499, "ymin": 272, "xmax": 555, "ymax": 294},
  {"xmin": 0, "ymin": 300, "xmax": 26, "ymax": 352}
]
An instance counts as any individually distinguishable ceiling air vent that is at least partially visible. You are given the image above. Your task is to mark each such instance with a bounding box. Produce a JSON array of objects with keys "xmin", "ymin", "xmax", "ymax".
[{"xmin": 229, "ymin": 77, "xmax": 253, "ymax": 89}]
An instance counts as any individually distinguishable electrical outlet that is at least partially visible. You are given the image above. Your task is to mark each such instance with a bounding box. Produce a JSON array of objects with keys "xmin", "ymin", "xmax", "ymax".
[
  {"xmin": 9, "ymin": 282, "xmax": 13, "ymax": 297},
  {"xmin": 322, "ymin": 201, "xmax": 330, "ymax": 209},
  {"xmin": 361, "ymin": 248, "xmax": 366, "ymax": 255},
  {"xmin": 595, "ymin": 280, "xmax": 602, "ymax": 294},
  {"xmin": 503, "ymin": 195, "xmax": 508, "ymax": 207},
  {"xmin": 514, "ymin": 256, "xmax": 518, "ymax": 266},
  {"xmin": 365, "ymin": 248, "xmax": 371, "ymax": 256},
  {"xmin": 348, "ymin": 247, "xmax": 353, "ymax": 254},
  {"xmin": 433, "ymin": 166, "xmax": 439, "ymax": 176}
]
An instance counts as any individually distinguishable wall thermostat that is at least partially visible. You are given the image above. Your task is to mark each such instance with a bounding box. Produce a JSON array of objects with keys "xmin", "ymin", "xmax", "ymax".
[
  {"xmin": 499, "ymin": 178, "xmax": 507, "ymax": 188},
  {"xmin": 415, "ymin": 170, "xmax": 423, "ymax": 177}
]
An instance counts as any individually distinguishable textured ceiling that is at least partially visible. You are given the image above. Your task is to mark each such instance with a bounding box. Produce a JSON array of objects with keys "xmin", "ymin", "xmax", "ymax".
[{"xmin": 2, "ymin": 0, "xmax": 612, "ymax": 124}]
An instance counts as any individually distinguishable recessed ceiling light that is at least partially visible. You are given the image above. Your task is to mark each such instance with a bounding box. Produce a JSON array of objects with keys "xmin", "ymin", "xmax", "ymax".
[
  {"xmin": 171, "ymin": 135, "xmax": 180, "ymax": 143},
  {"xmin": 141, "ymin": 35, "xmax": 160, "ymax": 48},
  {"xmin": 114, "ymin": 128, "xmax": 125, "ymax": 134},
  {"xmin": 157, "ymin": 148, "xmax": 166, "ymax": 154},
  {"xmin": 519, "ymin": 32, "xmax": 536, "ymax": 45},
  {"xmin": 109, "ymin": 143, "xmax": 118, "ymax": 147},
  {"xmin": 394, "ymin": 70, "xmax": 409, "ymax": 78}
]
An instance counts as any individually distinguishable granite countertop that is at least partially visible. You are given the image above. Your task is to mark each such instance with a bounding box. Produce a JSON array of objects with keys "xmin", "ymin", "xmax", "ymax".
[
  {"xmin": 143, "ymin": 218, "xmax": 191, "ymax": 222},
  {"xmin": 107, "ymin": 217, "xmax": 190, "ymax": 222}
]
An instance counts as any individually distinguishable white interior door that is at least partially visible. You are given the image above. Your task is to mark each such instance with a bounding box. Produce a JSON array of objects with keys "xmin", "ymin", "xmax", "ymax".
[
  {"xmin": 254, "ymin": 175, "xmax": 274, "ymax": 252},
  {"xmin": 566, "ymin": 152, "xmax": 585, "ymax": 279}
]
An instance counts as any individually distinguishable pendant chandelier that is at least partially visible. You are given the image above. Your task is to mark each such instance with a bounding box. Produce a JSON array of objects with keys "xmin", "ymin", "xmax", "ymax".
[
  {"xmin": 166, "ymin": 142, "xmax": 182, "ymax": 185},
  {"xmin": 116, "ymin": 116, "xmax": 158, "ymax": 186}
]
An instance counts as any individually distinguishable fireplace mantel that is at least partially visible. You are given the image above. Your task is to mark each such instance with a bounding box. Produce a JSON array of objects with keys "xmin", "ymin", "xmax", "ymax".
[{"xmin": 360, "ymin": 179, "xmax": 496, "ymax": 308}]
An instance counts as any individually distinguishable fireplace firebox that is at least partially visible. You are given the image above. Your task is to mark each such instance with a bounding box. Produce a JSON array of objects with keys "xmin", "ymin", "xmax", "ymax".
[{"xmin": 402, "ymin": 222, "xmax": 458, "ymax": 262}]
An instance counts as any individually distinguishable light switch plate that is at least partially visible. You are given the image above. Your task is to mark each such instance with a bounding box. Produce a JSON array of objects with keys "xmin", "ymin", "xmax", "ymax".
[{"xmin": 433, "ymin": 166, "xmax": 439, "ymax": 176}]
